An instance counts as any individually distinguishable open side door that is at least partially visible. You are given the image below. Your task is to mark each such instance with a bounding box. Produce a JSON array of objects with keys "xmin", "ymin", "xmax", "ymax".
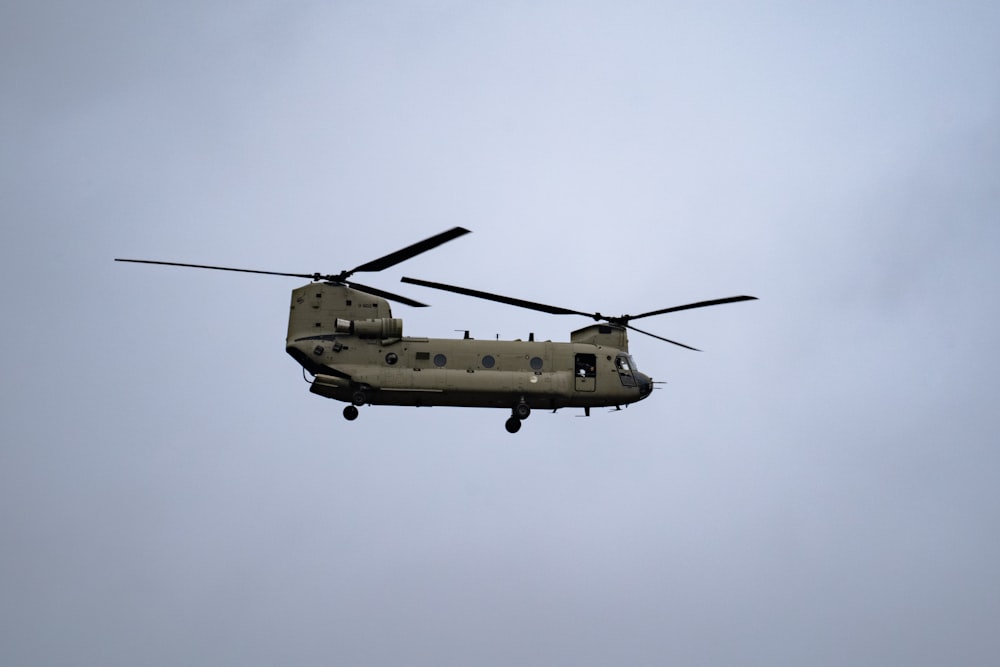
[{"xmin": 575, "ymin": 353, "xmax": 597, "ymax": 392}]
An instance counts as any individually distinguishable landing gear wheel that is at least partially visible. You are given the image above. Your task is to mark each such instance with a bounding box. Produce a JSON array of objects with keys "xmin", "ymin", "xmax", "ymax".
[
  {"xmin": 351, "ymin": 390, "xmax": 367, "ymax": 406},
  {"xmin": 514, "ymin": 402, "xmax": 531, "ymax": 420},
  {"xmin": 505, "ymin": 416, "xmax": 522, "ymax": 434},
  {"xmin": 343, "ymin": 405, "xmax": 359, "ymax": 421}
]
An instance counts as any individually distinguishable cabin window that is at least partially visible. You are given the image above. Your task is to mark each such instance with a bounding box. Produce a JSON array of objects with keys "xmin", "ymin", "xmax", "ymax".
[
  {"xmin": 530, "ymin": 356, "xmax": 543, "ymax": 371},
  {"xmin": 385, "ymin": 353, "xmax": 398, "ymax": 365},
  {"xmin": 481, "ymin": 355, "xmax": 495, "ymax": 369},
  {"xmin": 433, "ymin": 354, "xmax": 447, "ymax": 367},
  {"xmin": 575, "ymin": 353, "xmax": 597, "ymax": 378}
]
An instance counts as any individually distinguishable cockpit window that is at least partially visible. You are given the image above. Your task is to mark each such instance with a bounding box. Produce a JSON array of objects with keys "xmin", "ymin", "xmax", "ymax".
[{"xmin": 616, "ymin": 355, "xmax": 636, "ymax": 387}]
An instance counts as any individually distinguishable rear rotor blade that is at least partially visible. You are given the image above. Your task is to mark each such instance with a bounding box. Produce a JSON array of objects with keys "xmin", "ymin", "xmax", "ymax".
[
  {"xmin": 630, "ymin": 295, "xmax": 758, "ymax": 321},
  {"xmin": 402, "ymin": 277, "xmax": 592, "ymax": 317},
  {"xmin": 348, "ymin": 227, "xmax": 471, "ymax": 276},
  {"xmin": 346, "ymin": 280, "xmax": 429, "ymax": 308},
  {"xmin": 115, "ymin": 259, "xmax": 318, "ymax": 280}
]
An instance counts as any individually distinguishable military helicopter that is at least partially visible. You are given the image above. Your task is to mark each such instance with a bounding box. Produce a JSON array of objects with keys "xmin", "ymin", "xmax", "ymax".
[{"xmin": 117, "ymin": 227, "xmax": 755, "ymax": 433}]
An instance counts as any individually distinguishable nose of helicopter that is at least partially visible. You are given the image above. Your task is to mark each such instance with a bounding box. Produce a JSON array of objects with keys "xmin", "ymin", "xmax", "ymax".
[{"xmin": 637, "ymin": 372, "xmax": 653, "ymax": 400}]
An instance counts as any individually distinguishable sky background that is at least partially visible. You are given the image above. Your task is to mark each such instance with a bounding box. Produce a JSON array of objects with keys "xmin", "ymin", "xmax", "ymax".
[{"xmin": 3, "ymin": 1, "xmax": 999, "ymax": 665}]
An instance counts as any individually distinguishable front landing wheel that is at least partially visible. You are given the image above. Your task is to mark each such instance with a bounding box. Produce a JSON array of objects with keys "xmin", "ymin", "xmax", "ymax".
[
  {"xmin": 505, "ymin": 416, "xmax": 522, "ymax": 433},
  {"xmin": 343, "ymin": 405, "xmax": 359, "ymax": 421}
]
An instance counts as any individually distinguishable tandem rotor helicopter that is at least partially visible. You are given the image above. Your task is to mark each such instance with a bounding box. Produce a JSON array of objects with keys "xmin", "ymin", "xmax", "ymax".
[{"xmin": 117, "ymin": 227, "xmax": 756, "ymax": 433}]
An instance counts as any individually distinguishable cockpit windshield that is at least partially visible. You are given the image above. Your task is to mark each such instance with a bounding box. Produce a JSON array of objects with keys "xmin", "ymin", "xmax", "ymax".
[{"xmin": 615, "ymin": 354, "xmax": 637, "ymax": 387}]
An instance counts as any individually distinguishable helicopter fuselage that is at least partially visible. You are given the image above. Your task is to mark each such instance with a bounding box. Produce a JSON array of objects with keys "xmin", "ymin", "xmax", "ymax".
[{"xmin": 285, "ymin": 283, "xmax": 653, "ymax": 417}]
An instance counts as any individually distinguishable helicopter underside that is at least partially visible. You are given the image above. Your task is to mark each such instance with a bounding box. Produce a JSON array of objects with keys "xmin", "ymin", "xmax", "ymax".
[
  {"xmin": 307, "ymin": 373, "xmax": 617, "ymax": 411},
  {"xmin": 306, "ymin": 371, "xmax": 641, "ymax": 433}
]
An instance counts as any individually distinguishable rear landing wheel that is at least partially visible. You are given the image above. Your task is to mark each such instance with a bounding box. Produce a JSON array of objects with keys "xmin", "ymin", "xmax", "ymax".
[
  {"xmin": 505, "ymin": 416, "xmax": 522, "ymax": 433},
  {"xmin": 343, "ymin": 405, "xmax": 359, "ymax": 421}
]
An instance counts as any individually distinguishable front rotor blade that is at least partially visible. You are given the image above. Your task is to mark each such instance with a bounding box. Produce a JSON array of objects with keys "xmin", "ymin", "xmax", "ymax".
[
  {"xmin": 115, "ymin": 259, "xmax": 318, "ymax": 280},
  {"xmin": 349, "ymin": 227, "xmax": 471, "ymax": 275},
  {"xmin": 626, "ymin": 324, "xmax": 701, "ymax": 351},
  {"xmin": 347, "ymin": 280, "xmax": 429, "ymax": 308},
  {"xmin": 630, "ymin": 295, "xmax": 758, "ymax": 321},
  {"xmin": 402, "ymin": 277, "xmax": 592, "ymax": 317}
]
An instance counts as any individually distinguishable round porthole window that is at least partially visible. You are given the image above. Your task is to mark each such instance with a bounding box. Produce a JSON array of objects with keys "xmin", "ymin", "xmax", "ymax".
[
  {"xmin": 481, "ymin": 355, "xmax": 495, "ymax": 368},
  {"xmin": 433, "ymin": 353, "xmax": 447, "ymax": 367},
  {"xmin": 530, "ymin": 356, "xmax": 543, "ymax": 371},
  {"xmin": 385, "ymin": 353, "xmax": 398, "ymax": 365}
]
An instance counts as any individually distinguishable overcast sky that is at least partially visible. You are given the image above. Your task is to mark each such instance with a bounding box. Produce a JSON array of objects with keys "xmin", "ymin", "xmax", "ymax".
[{"xmin": 3, "ymin": 1, "xmax": 999, "ymax": 665}]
